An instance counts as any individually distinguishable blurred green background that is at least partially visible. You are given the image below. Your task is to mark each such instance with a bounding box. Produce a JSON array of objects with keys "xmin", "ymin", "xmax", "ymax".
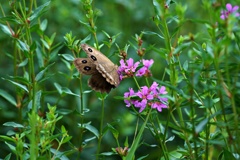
[{"xmin": 0, "ymin": 0, "xmax": 235, "ymax": 159}]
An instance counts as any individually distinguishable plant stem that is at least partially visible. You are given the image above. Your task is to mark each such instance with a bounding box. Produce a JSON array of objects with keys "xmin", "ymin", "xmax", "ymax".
[{"xmin": 96, "ymin": 94, "xmax": 105, "ymax": 159}]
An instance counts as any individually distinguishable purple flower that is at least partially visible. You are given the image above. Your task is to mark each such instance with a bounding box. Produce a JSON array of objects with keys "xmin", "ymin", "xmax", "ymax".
[
  {"xmin": 124, "ymin": 88, "xmax": 136, "ymax": 107},
  {"xmin": 118, "ymin": 58, "xmax": 140, "ymax": 79},
  {"xmin": 143, "ymin": 59, "xmax": 154, "ymax": 68},
  {"xmin": 123, "ymin": 82, "xmax": 168, "ymax": 113},
  {"xmin": 220, "ymin": 3, "xmax": 240, "ymax": 20},
  {"xmin": 135, "ymin": 86, "xmax": 154, "ymax": 112},
  {"xmin": 136, "ymin": 59, "xmax": 154, "ymax": 77},
  {"xmin": 151, "ymin": 101, "xmax": 168, "ymax": 112}
]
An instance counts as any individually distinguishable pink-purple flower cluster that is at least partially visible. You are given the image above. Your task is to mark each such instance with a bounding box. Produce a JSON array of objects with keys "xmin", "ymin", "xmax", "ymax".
[
  {"xmin": 220, "ymin": 3, "xmax": 240, "ymax": 20},
  {"xmin": 118, "ymin": 58, "xmax": 154, "ymax": 80},
  {"xmin": 124, "ymin": 82, "xmax": 168, "ymax": 113}
]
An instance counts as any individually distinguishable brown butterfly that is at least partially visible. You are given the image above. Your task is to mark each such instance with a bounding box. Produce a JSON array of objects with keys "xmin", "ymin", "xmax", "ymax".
[{"xmin": 74, "ymin": 44, "xmax": 120, "ymax": 93}]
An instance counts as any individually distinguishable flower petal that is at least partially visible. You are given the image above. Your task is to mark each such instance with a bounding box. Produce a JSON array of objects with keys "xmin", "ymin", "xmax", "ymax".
[
  {"xmin": 232, "ymin": 6, "xmax": 239, "ymax": 12},
  {"xmin": 226, "ymin": 3, "xmax": 233, "ymax": 11}
]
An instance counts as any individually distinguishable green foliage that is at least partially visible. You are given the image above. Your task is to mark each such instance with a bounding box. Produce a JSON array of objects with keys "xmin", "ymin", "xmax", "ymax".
[{"xmin": 0, "ymin": 0, "xmax": 240, "ymax": 160}]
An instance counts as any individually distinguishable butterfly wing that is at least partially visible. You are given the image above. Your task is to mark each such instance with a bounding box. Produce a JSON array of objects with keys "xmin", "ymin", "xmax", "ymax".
[
  {"xmin": 88, "ymin": 73, "xmax": 115, "ymax": 93},
  {"xmin": 81, "ymin": 44, "xmax": 120, "ymax": 86},
  {"xmin": 95, "ymin": 63, "xmax": 120, "ymax": 86},
  {"xmin": 73, "ymin": 58, "xmax": 98, "ymax": 75}
]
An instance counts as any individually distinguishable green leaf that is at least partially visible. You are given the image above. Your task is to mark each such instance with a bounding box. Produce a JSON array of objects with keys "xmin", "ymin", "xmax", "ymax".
[
  {"xmin": 195, "ymin": 118, "xmax": 208, "ymax": 134},
  {"xmin": 223, "ymin": 149, "xmax": 236, "ymax": 160},
  {"xmin": 5, "ymin": 142, "xmax": 16, "ymax": 153},
  {"xmin": 35, "ymin": 62, "xmax": 55, "ymax": 82},
  {"xmin": 96, "ymin": 92, "xmax": 108, "ymax": 100},
  {"xmin": 167, "ymin": 150, "xmax": 183, "ymax": 159},
  {"xmin": 57, "ymin": 109, "xmax": 73, "ymax": 115},
  {"xmin": 126, "ymin": 111, "xmax": 151, "ymax": 159},
  {"xmin": 78, "ymin": 122, "xmax": 99, "ymax": 138},
  {"xmin": 107, "ymin": 123, "xmax": 119, "ymax": 139},
  {"xmin": 124, "ymin": 137, "xmax": 129, "ymax": 147},
  {"xmin": 183, "ymin": 60, "xmax": 188, "ymax": 71},
  {"xmin": 49, "ymin": 44, "xmax": 63, "ymax": 61},
  {"xmin": 2, "ymin": 78, "xmax": 29, "ymax": 93},
  {"xmin": 142, "ymin": 31, "xmax": 164, "ymax": 39},
  {"xmin": 59, "ymin": 54, "xmax": 75, "ymax": 61},
  {"xmin": 137, "ymin": 154, "xmax": 149, "ymax": 160},
  {"xmin": 3, "ymin": 122, "xmax": 24, "ymax": 128},
  {"xmin": 35, "ymin": 90, "xmax": 42, "ymax": 110},
  {"xmin": 0, "ymin": 135, "xmax": 16, "ymax": 142},
  {"xmin": 173, "ymin": 42, "xmax": 192, "ymax": 55},
  {"xmin": 61, "ymin": 87, "xmax": 80, "ymax": 97},
  {"xmin": 8, "ymin": 76, "xmax": 30, "ymax": 85},
  {"xmin": 29, "ymin": 1, "xmax": 51, "ymax": 24},
  {"xmin": 40, "ymin": 38, "xmax": 50, "ymax": 49},
  {"xmin": 17, "ymin": 40, "xmax": 29, "ymax": 52},
  {"xmin": 54, "ymin": 83, "xmax": 62, "ymax": 94},
  {"xmin": 84, "ymin": 136, "xmax": 96, "ymax": 143},
  {"xmin": 99, "ymin": 152, "xmax": 116, "ymax": 156},
  {"xmin": 18, "ymin": 58, "xmax": 28, "ymax": 67},
  {"xmin": 40, "ymin": 19, "xmax": 48, "ymax": 31},
  {"xmin": 152, "ymin": 0, "xmax": 162, "ymax": 16},
  {"xmin": 0, "ymin": 24, "xmax": 12, "ymax": 36},
  {"xmin": 80, "ymin": 34, "xmax": 92, "ymax": 44},
  {"xmin": 0, "ymin": 89, "xmax": 17, "ymax": 106},
  {"xmin": 3, "ymin": 153, "xmax": 12, "ymax": 160}
]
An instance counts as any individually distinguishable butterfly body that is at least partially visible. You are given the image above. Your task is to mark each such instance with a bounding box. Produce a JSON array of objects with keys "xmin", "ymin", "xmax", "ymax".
[{"xmin": 74, "ymin": 44, "xmax": 120, "ymax": 93}]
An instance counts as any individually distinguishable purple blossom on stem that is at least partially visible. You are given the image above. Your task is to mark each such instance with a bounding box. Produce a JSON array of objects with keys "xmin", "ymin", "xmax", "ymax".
[
  {"xmin": 124, "ymin": 88, "xmax": 136, "ymax": 107},
  {"xmin": 135, "ymin": 86, "xmax": 154, "ymax": 112},
  {"xmin": 118, "ymin": 58, "xmax": 140, "ymax": 80},
  {"xmin": 136, "ymin": 59, "xmax": 154, "ymax": 77},
  {"xmin": 220, "ymin": 3, "xmax": 240, "ymax": 20},
  {"xmin": 123, "ymin": 82, "xmax": 168, "ymax": 113}
]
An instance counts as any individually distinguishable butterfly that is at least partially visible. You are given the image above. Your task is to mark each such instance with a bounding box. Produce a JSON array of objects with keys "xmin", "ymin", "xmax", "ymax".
[{"xmin": 74, "ymin": 44, "xmax": 120, "ymax": 93}]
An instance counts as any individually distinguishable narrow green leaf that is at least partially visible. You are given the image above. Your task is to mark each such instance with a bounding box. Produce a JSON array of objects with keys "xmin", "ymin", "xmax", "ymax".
[
  {"xmin": 2, "ymin": 78, "xmax": 29, "ymax": 93},
  {"xmin": 59, "ymin": 54, "xmax": 75, "ymax": 61},
  {"xmin": 0, "ymin": 24, "xmax": 12, "ymax": 36},
  {"xmin": 3, "ymin": 122, "xmax": 24, "ymax": 128},
  {"xmin": 17, "ymin": 40, "xmax": 29, "ymax": 52},
  {"xmin": 126, "ymin": 111, "xmax": 151, "ymax": 159},
  {"xmin": 18, "ymin": 58, "xmax": 28, "ymax": 67},
  {"xmin": 40, "ymin": 19, "xmax": 48, "ymax": 31},
  {"xmin": 195, "ymin": 118, "xmax": 209, "ymax": 133},
  {"xmin": 107, "ymin": 123, "xmax": 119, "ymax": 139},
  {"xmin": 5, "ymin": 142, "xmax": 16, "ymax": 153},
  {"xmin": 3, "ymin": 153, "xmax": 12, "ymax": 160},
  {"xmin": 78, "ymin": 122, "xmax": 99, "ymax": 138},
  {"xmin": 173, "ymin": 42, "xmax": 192, "ymax": 55},
  {"xmin": 0, "ymin": 89, "xmax": 17, "ymax": 106},
  {"xmin": 29, "ymin": 1, "xmax": 51, "ymax": 22},
  {"xmin": 80, "ymin": 34, "xmax": 91, "ymax": 44},
  {"xmin": 0, "ymin": 135, "xmax": 16, "ymax": 142},
  {"xmin": 183, "ymin": 60, "xmax": 188, "ymax": 71},
  {"xmin": 84, "ymin": 136, "xmax": 96, "ymax": 143},
  {"xmin": 61, "ymin": 87, "xmax": 80, "ymax": 97},
  {"xmin": 99, "ymin": 152, "xmax": 116, "ymax": 156},
  {"xmin": 142, "ymin": 31, "xmax": 164, "ymax": 39},
  {"xmin": 223, "ymin": 149, "xmax": 236, "ymax": 160},
  {"xmin": 40, "ymin": 39, "xmax": 50, "ymax": 49},
  {"xmin": 35, "ymin": 62, "xmax": 55, "ymax": 81},
  {"xmin": 8, "ymin": 76, "xmax": 30, "ymax": 85},
  {"xmin": 35, "ymin": 90, "xmax": 42, "ymax": 110},
  {"xmin": 137, "ymin": 154, "xmax": 149, "ymax": 160},
  {"xmin": 54, "ymin": 83, "xmax": 62, "ymax": 94}
]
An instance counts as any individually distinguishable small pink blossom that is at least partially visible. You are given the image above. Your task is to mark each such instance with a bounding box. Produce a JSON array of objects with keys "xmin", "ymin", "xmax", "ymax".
[
  {"xmin": 136, "ymin": 59, "xmax": 154, "ymax": 77},
  {"xmin": 123, "ymin": 82, "xmax": 168, "ymax": 113},
  {"xmin": 124, "ymin": 88, "xmax": 136, "ymax": 107},
  {"xmin": 118, "ymin": 58, "xmax": 140, "ymax": 79},
  {"xmin": 220, "ymin": 3, "xmax": 240, "ymax": 20}
]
